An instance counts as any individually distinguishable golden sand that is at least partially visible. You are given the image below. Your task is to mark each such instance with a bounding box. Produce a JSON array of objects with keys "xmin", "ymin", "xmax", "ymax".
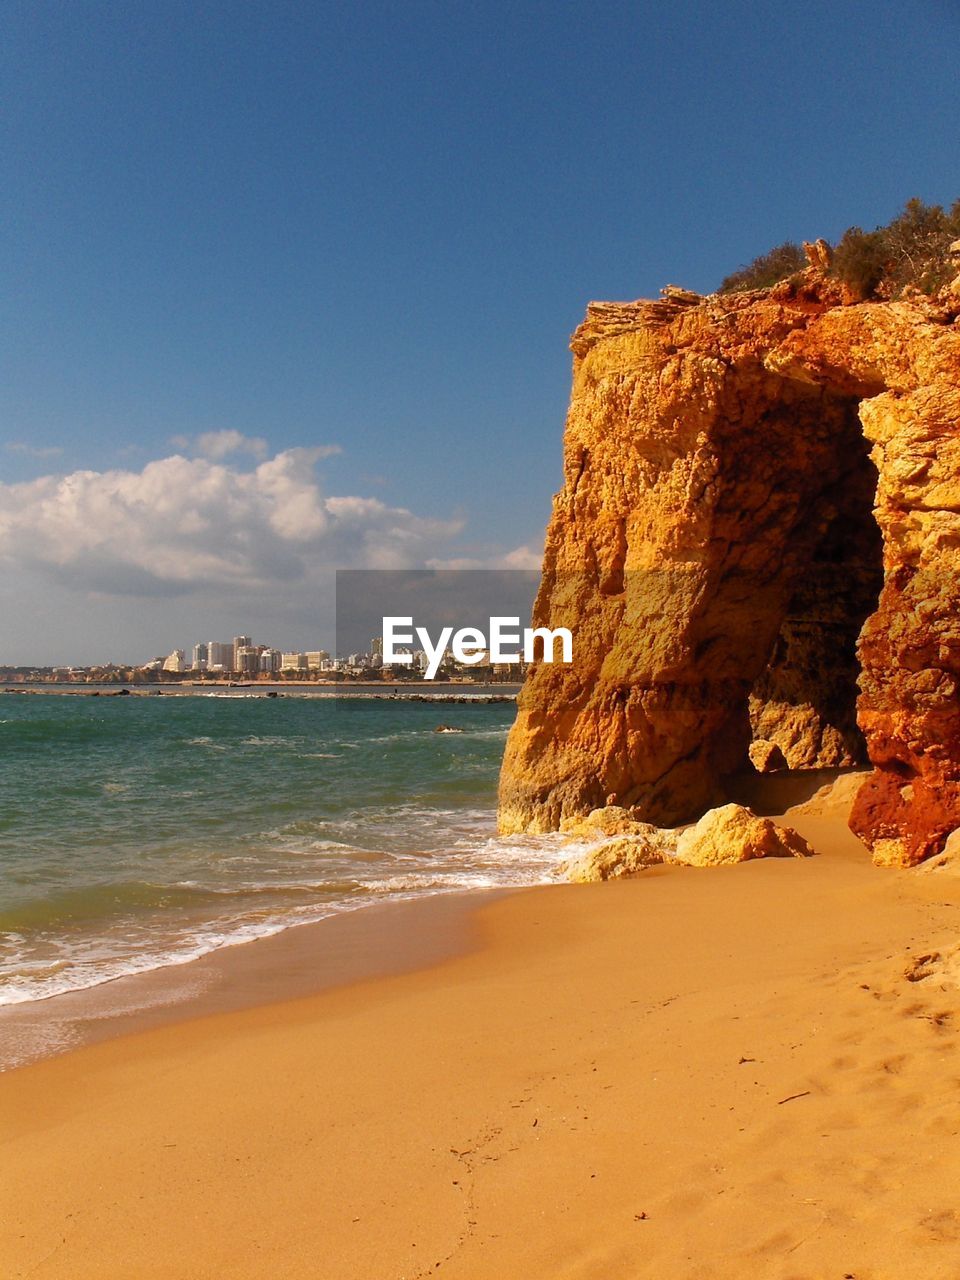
[{"xmin": 3, "ymin": 778, "xmax": 960, "ymax": 1278}]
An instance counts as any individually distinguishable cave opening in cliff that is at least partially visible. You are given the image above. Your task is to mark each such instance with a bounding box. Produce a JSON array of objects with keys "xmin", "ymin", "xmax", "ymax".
[
  {"xmin": 743, "ymin": 391, "xmax": 884, "ymax": 777},
  {"xmin": 499, "ymin": 290, "xmax": 960, "ymax": 858}
]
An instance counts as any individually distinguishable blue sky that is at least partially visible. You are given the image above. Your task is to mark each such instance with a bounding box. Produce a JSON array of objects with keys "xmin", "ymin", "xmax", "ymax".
[{"xmin": 1, "ymin": 0, "xmax": 958, "ymax": 663}]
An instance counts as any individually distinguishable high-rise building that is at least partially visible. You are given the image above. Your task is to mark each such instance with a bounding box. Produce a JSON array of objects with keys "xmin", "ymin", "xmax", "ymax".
[
  {"xmin": 192, "ymin": 642, "xmax": 209, "ymax": 671},
  {"xmin": 259, "ymin": 649, "xmax": 281, "ymax": 674},
  {"xmin": 233, "ymin": 635, "xmax": 252, "ymax": 670},
  {"xmin": 281, "ymin": 652, "xmax": 307, "ymax": 671},
  {"xmin": 206, "ymin": 641, "xmax": 233, "ymax": 672},
  {"xmin": 235, "ymin": 645, "xmax": 260, "ymax": 676},
  {"xmin": 162, "ymin": 649, "xmax": 185, "ymax": 673},
  {"xmin": 305, "ymin": 650, "xmax": 329, "ymax": 669}
]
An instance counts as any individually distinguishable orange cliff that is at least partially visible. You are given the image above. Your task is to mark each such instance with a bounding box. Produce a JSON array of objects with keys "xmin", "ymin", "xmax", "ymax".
[{"xmin": 497, "ymin": 249, "xmax": 960, "ymax": 867}]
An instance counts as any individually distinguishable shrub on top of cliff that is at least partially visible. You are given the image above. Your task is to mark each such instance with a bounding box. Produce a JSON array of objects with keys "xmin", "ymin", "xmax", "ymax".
[
  {"xmin": 832, "ymin": 197, "xmax": 960, "ymax": 300},
  {"xmin": 716, "ymin": 199, "xmax": 960, "ymax": 301},
  {"xmin": 830, "ymin": 227, "xmax": 888, "ymax": 301},
  {"xmin": 718, "ymin": 242, "xmax": 807, "ymax": 293}
]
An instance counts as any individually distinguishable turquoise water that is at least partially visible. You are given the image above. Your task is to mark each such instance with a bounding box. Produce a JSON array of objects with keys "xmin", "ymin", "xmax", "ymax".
[{"xmin": 0, "ymin": 692, "xmax": 565, "ymax": 1005}]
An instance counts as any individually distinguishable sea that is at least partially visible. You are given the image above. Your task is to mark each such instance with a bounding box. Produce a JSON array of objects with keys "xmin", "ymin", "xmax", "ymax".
[{"xmin": 0, "ymin": 688, "xmax": 569, "ymax": 1009}]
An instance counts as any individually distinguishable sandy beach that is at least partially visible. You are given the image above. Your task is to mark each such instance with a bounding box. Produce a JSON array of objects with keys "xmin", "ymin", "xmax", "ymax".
[
  {"xmin": 3, "ymin": 777, "xmax": 960, "ymax": 1279},
  {"xmin": 5, "ymin": 7, "xmax": 957, "ymax": 1279}
]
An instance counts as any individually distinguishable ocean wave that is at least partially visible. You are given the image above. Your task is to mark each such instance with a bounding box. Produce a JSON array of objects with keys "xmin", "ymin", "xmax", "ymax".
[
  {"xmin": 0, "ymin": 692, "xmax": 532, "ymax": 1013},
  {"xmin": 0, "ymin": 828, "xmax": 572, "ymax": 1009},
  {"xmin": 239, "ymin": 735, "xmax": 302, "ymax": 748},
  {"xmin": 437, "ymin": 727, "xmax": 511, "ymax": 739},
  {"xmin": 0, "ymin": 877, "xmax": 489, "ymax": 1007}
]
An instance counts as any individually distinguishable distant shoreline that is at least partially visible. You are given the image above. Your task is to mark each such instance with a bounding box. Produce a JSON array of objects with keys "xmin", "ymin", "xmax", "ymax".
[{"xmin": 1, "ymin": 681, "xmax": 521, "ymax": 700}]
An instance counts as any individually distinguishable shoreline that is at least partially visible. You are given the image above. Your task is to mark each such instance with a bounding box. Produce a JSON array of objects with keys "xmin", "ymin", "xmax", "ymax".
[
  {"xmin": 0, "ymin": 692, "xmax": 530, "ymax": 1042},
  {"xmin": 0, "ymin": 769, "xmax": 861, "ymax": 1072},
  {"xmin": 0, "ymin": 887, "xmax": 511, "ymax": 1073},
  {"xmin": 0, "ymin": 682, "xmax": 520, "ymax": 699},
  {"xmin": 4, "ymin": 782, "xmax": 960, "ymax": 1276}
]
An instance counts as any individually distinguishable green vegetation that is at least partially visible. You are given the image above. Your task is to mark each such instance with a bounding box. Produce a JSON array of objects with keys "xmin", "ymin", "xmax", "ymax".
[
  {"xmin": 832, "ymin": 198, "xmax": 960, "ymax": 299},
  {"xmin": 718, "ymin": 242, "xmax": 806, "ymax": 293},
  {"xmin": 718, "ymin": 198, "xmax": 960, "ymax": 300}
]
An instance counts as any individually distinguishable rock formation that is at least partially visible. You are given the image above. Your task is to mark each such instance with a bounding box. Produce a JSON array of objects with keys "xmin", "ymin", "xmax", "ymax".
[
  {"xmin": 557, "ymin": 802, "xmax": 812, "ymax": 879},
  {"xmin": 558, "ymin": 834, "xmax": 667, "ymax": 882},
  {"xmin": 558, "ymin": 804, "xmax": 664, "ymax": 840},
  {"xmin": 498, "ymin": 257, "xmax": 960, "ymax": 866},
  {"xmin": 747, "ymin": 739, "xmax": 787, "ymax": 774},
  {"xmin": 673, "ymin": 804, "xmax": 813, "ymax": 866}
]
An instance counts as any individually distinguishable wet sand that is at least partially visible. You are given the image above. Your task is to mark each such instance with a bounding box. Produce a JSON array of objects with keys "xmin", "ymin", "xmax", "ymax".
[
  {"xmin": 0, "ymin": 891, "xmax": 501, "ymax": 1073},
  {"xmin": 3, "ymin": 779, "xmax": 960, "ymax": 1278}
]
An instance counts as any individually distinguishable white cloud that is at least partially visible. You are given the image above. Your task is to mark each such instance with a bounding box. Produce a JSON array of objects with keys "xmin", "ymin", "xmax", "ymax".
[
  {"xmin": 0, "ymin": 447, "xmax": 462, "ymax": 597},
  {"xmin": 426, "ymin": 542, "xmax": 543, "ymax": 571},
  {"xmin": 4, "ymin": 441, "xmax": 63, "ymax": 459},
  {"xmin": 195, "ymin": 430, "xmax": 267, "ymax": 460},
  {"xmin": 499, "ymin": 543, "xmax": 544, "ymax": 570},
  {"xmin": 166, "ymin": 430, "xmax": 333, "ymax": 463}
]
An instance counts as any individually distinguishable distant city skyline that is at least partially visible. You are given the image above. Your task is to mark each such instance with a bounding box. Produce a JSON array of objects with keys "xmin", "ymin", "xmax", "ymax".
[
  {"xmin": 2, "ymin": 2, "xmax": 958, "ymax": 663},
  {"xmin": 2, "ymin": 631, "xmax": 527, "ymax": 681}
]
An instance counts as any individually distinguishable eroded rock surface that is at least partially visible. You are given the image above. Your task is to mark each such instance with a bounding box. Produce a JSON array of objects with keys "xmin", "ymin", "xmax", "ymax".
[
  {"xmin": 673, "ymin": 804, "xmax": 813, "ymax": 867},
  {"xmin": 557, "ymin": 803, "xmax": 812, "ymax": 878},
  {"xmin": 498, "ymin": 267, "xmax": 960, "ymax": 866},
  {"xmin": 559, "ymin": 805, "xmax": 662, "ymax": 840},
  {"xmin": 747, "ymin": 739, "xmax": 787, "ymax": 774},
  {"xmin": 559, "ymin": 835, "xmax": 667, "ymax": 882}
]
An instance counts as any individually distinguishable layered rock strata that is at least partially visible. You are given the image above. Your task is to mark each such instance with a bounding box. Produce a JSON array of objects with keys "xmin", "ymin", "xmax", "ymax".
[{"xmin": 498, "ymin": 261, "xmax": 960, "ymax": 866}]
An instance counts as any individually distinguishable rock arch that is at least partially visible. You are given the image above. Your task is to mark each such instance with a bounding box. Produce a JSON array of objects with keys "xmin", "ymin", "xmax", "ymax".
[{"xmin": 497, "ymin": 277, "xmax": 960, "ymax": 866}]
